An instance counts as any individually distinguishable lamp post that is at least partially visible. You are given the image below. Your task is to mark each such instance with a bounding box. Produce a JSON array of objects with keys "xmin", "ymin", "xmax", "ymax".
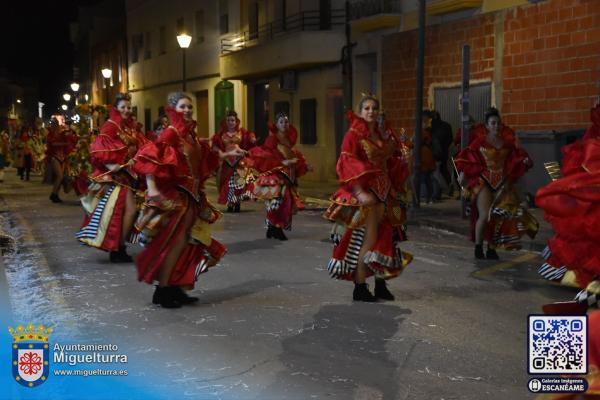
[
  {"xmin": 63, "ymin": 93, "xmax": 71, "ymax": 102},
  {"xmin": 176, "ymin": 33, "xmax": 192, "ymax": 91},
  {"xmin": 101, "ymin": 68, "xmax": 113, "ymax": 105},
  {"xmin": 70, "ymin": 82, "xmax": 80, "ymax": 104}
]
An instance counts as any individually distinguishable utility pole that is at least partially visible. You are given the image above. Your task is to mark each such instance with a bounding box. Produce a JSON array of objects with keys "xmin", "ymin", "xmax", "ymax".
[{"xmin": 412, "ymin": 0, "xmax": 426, "ymax": 208}]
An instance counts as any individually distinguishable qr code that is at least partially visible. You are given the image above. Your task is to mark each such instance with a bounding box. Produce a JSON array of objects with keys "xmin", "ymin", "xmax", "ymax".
[{"xmin": 528, "ymin": 315, "xmax": 587, "ymax": 374}]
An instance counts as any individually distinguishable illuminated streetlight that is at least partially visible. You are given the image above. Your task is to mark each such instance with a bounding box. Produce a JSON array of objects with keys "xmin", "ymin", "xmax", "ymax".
[
  {"xmin": 63, "ymin": 93, "xmax": 71, "ymax": 102},
  {"xmin": 61, "ymin": 104, "xmax": 68, "ymax": 111},
  {"xmin": 16, "ymin": 99, "xmax": 22, "ymax": 103},
  {"xmin": 84, "ymin": 94, "xmax": 89, "ymax": 102},
  {"xmin": 101, "ymin": 68, "xmax": 112, "ymax": 79},
  {"xmin": 70, "ymin": 82, "xmax": 80, "ymax": 92},
  {"xmin": 176, "ymin": 33, "xmax": 192, "ymax": 91}
]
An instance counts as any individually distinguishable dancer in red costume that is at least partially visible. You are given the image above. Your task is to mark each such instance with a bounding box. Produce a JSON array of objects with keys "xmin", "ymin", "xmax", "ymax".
[
  {"xmin": 46, "ymin": 115, "xmax": 78, "ymax": 203},
  {"xmin": 77, "ymin": 93, "xmax": 147, "ymax": 263},
  {"xmin": 455, "ymin": 107, "xmax": 538, "ymax": 259},
  {"xmin": 246, "ymin": 112, "xmax": 308, "ymax": 241},
  {"xmin": 133, "ymin": 92, "xmax": 226, "ymax": 308},
  {"xmin": 324, "ymin": 94, "xmax": 412, "ymax": 302},
  {"xmin": 537, "ymin": 104, "xmax": 600, "ymax": 312},
  {"xmin": 212, "ymin": 110, "xmax": 256, "ymax": 212}
]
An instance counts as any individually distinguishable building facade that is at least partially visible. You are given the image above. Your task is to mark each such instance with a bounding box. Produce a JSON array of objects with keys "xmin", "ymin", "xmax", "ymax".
[{"xmin": 382, "ymin": 0, "xmax": 600, "ymax": 133}]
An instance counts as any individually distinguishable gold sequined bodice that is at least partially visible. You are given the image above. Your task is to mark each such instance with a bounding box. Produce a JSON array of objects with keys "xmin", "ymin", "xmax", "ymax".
[
  {"xmin": 360, "ymin": 136, "xmax": 397, "ymax": 170},
  {"xmin": 479, "ymin": 145, "xmax": 509, "ymax": 172},
  {"xmin": 222, "ymin": 130, "xmax": 242, "ymax": 152}
]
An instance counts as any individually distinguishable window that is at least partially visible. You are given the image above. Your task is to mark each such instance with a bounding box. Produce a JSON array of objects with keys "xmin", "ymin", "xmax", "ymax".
[
  {"xmin": 159, "ymin": 26, "xmax": 166, "ymax": 54},
  {"xmin": 249, "ymin": 2, "xmax": 258, "ymax": 40},
  {"xmin": 219, "ymin": 0, "xmax": 229, "ymax": 35},
  {"xmin": 276, "ymin": 0, "xmax": 286, "ymax": 31},
  {"xmin": 144, "ymin": 31, "xmax": 152, "ymax": 59},
  {"xmin": 300, "ymin": 99, "xmax": 317, "ymax": 145},
  {"xmin": 144, "ymin": 108, "xmax": 152, "ymax": 134},
  {"xmin": 177, "ymin": 17, "xmax": 185, "ymax": 33},
  {"xmin": 131, "ymin": 33, "xmax": 143, "ymax": 63},
  {"xmin": 195, "ymin": 10, "xmax": 205, "ymax": 43}
]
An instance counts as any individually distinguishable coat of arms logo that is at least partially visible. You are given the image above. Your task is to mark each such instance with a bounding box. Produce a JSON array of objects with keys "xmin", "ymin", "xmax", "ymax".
[{"xmin": 9, "ymin": 324, "xmax": 53, "ymax": 387}]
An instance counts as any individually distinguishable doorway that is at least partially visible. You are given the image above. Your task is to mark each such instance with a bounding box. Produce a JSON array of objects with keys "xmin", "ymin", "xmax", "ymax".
[{"xmin": 196, "ymin": 90, "xmax": 209, "ymax": 137}]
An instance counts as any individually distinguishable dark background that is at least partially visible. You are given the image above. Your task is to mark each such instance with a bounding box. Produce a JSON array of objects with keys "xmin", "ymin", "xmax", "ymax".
[{"xmin": 2, "ymin": 2, "xmax": 102, "ymax": 112}]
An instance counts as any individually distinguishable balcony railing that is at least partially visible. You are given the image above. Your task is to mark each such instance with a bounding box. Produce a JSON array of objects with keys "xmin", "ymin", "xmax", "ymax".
[
  {"xmin": 221, "ymin": 9, "xmax": 345, "ymax": 55},
  {"xmin": 348, "ymin": 0, "xmax": 401, "ymax": 20}
]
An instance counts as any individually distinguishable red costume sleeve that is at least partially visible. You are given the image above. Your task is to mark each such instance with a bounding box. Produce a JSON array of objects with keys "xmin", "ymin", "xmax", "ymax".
[
  {"xmin": 454, "ymin": 136, "xmax": 485, "ymax": 179},
  {"xmin": 241, "ymin": 129, "xmax": 257, "ymax": 150},
  {"xmin": 336, "ymin": 130, "xmax": 380, "ymax": 190},
  {"xmin": 211, "ymin": 132, "xmax": 225, "ymax": 152},
  {"xmin": 505, "ymin": 146, "xmax": 532, "ymax": 182},
  {"xmin": 133, "ymin": 127, "xmax": 181, "ymax": 179},
  {"xmin": 90, "ymin": 120, "xmax": 128, "ymax": 168},
  {"xmin": 196, "ymin": 139, "xmax": 220, "ymax": 183},
  {"xmin": 247, "ymin": 134, "xmax": 283, "ymax": 172}
]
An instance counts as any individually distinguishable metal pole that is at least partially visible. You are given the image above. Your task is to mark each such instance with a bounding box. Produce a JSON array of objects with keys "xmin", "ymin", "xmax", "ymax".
[
  {"xmin": 342, "ymin": 1, "xmax": 353, "ymax": 132},
  {"xmin": 412, "ymin": 0, "xmax": 425, "ymax": 208},
  {"xmin": 460, "ymin": 44, "xmax": 470, "ymax": 218},
  {"xmin": 182, "ymin": 48, "xmax": 187, "ymax": 91}
]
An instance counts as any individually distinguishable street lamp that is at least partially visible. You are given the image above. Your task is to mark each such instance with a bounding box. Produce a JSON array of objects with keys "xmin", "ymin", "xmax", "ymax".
[
  {"xmin": 101, "ymin": 68, "xmax": 113, "ymax": 105},
  {"xmin": 16, "ymin": 99, "xmax": 21, "ymax": 103},
  {"xmin": 70, "ymin": 82, "xmax": 80, "ymax": 92},
  {"xmin": 176, "ymin": 33, "xmax": 192, "ymax": 91},
  {"xmin": 63, "ymin": 93, "xmax": 71, "ymax": 102},
  {"xmin": 61, "ymin": 105, "xmax": 68, "ymax": 111}
]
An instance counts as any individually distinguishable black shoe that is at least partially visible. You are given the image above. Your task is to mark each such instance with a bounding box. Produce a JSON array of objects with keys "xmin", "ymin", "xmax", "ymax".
[
  {"xmin": 109, "ymin": 246, "xmax": 133, "ymax": 263},
  {"xmin": 234, "ymin": 203, "xmax": 240, "ymax": 213},
  {"xmin": 171, "ymin": 286, "xmax": 199, "ymax": 304},
  {"xmin": 152, "ymin": 286, "xmax": 182, "ymax": 308},
  {"xmin": 273, "ymin": 227, "xmax": 288, "ymax": 241},
  {"xmin": 266, "ymin": 225, "xmax": 274, "ymax": 239},
  {"xmin": 353, "ymin": 283, "xmax": 377, "ymax": 302},
  {"xmin": 49, "ymin": 193, "xmax": 62, "ymax": 203},
  {"xmin": 227, "ymin": 206, "xmax": 233, "ymax": 213},
  {"xmin": 486, "ymin": 248, "xmax": 499, "ymax": 260},
  {"xmin": 374, "ymin": 279, "xmax": 395, "ymax": 301},
  {"xmin": 475, "ymin": 244, "xmax": 485, "ymax": 259}
]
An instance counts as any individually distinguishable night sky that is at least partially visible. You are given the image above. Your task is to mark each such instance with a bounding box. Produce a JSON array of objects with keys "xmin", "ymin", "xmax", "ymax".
[{"xmin": 3, "ymin": 1, "xmax": 102, "ymax": 113}]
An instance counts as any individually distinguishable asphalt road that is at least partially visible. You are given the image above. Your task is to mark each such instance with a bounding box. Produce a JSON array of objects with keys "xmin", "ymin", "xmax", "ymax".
[{"xmin": 0, "ymin": 172, "xmax": 571, "ymax": 400}]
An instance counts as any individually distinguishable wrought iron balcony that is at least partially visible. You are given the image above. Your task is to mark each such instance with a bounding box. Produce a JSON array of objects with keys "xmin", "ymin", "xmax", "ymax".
[
  {"xmin": 348, "ymin": 0, "xmax": 402, "ymax": 21},
  {"xmin": 220, "ymin": 9, "xmax": 345, "ymax": 55}
]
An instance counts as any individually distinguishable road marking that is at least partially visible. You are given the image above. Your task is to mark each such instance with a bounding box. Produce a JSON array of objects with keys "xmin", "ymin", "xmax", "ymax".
[
  {"xmin": 472, "ymin": 252, "xmax": 539, "ymax": 278},
  {"xmin": 413, "ymin": 256, "xmax": 449, "ymax": 266}
]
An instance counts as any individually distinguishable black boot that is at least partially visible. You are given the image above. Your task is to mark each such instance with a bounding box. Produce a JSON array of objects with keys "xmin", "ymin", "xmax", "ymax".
[
  {"xmin": 486, "ymin": 247, "xmax": 499, "ymax": 260},
  {"xmin": 353, "ymin": 283, "xmax": 377, "ymax": 302},
  {"xmin": 474, "ymin": 244, "xmax": 485, "ymax": 259},
  {"xmin": 110, "ymin": 245, "xmax": 133, "ymax": 263},
  {"xmin": 49, "ymin": 193, "xmax": 62, "ymax": 203},
  {"xmin": 266, "ymin": 225, "xmax": 274, "ymax": 239},
  {"xmin": 171, "ymin": 286, "xmax": 199, "ymax": 304},
  {"xmin": 273, "ymin": 227, "xmax": 288, "ymax": 241},
  {"xmin": 234, "ymin": 203, "xmax": 240, "ymax": 213},
  {"xmin": 374, "ymin": 279, "xmax": 395, "ymax": 301},
  {"xmin": 227, "ymin": 205, "xmax": 233, "ymax": 213},
  {"xmin": 152, "ymin": 286, "xmax": 181, "ymax": 308}
]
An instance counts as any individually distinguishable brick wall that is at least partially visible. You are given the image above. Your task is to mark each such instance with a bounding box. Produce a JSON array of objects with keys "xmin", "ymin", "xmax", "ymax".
[
  {"xmin": 382, "ymin": 0, "xmax": 600, "ymax": 133},
  {"xmin": 502, "ymin": 0, "xmax": 600, "ymax": 129}
]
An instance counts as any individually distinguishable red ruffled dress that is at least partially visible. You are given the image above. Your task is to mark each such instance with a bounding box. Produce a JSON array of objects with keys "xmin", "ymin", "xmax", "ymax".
[
  {"xmin": 76, "ymin": 108, "xmax": 148, "ymax": 252},
  {"xmin": 454, "ymin": 125, "xmax": 538, "ymax": 249},
  {"xmin": 132, "ymin": 107, "xmax": 226, "ymax": 288},
  {"xmin": 246, "ymin": 123, "xmax": 307, "ymax": 230},
  {"xmin": 537, "ymin": 105, "xmax": 600, "ymax": 308},
  {"xmin": 211, "ymin": 120, "xmax": 256, "ymax": 206},
  {"xmin": 324, "ymin": 112, "xmax": 413, "ymax": 281},
  {"xmin": 46, "ymin": 125, "xmax": 78, "ymax": 166}
]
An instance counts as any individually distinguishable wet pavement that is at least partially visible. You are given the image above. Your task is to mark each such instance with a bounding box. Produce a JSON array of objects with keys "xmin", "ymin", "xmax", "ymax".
[{"xmin": 0, "ymin": 170, "xmax": 570, "ymax": 400}]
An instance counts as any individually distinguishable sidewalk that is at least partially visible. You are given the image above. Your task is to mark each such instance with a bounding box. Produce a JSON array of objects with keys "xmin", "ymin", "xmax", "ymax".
[{"xmin": 296, "ymin": 179, "xmax": 553, "ymax": 253}]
